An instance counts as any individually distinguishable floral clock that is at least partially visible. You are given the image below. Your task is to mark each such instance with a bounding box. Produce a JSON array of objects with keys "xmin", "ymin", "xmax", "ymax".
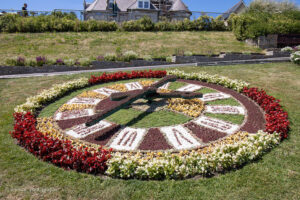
[{"xmin": 11, "ymin": 70, "xmax": 289, "ymax": 180}]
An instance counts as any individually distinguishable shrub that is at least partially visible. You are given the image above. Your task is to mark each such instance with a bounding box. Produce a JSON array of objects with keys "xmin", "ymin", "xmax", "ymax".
[
  {"xmin": 232, "ymin": 0, "xmax": 300, "ymax": 40},
  {"xmin": 247, "ymin": 0, "xmax": 298, "ymax": 13},
  {"xmin": 6, "ymin": 56, "xmax": 26, "ymax": 66},
  {"xmin": 166, "ymin": 56, "xmax": 173, "ymax": 62},
  {"xmin": 154, "ymin": 21, "xmax": 175, "ymax": 31},
  {"xmin": 55, "ymin": 58, "xmax": 65, "ymax": 65},
  {"xmin": 281, "ymin": 46, "xmax": 293, "ymax": 52},
  {"xmin": 194, "ymin": 15, "xmax": 212, "ymax": 31},
  {"xmin": 184, "ymin": 51, "xmax": 193, "ymax": 56},
  {"xmin": 122, "ymin": 51, "xmax": 138, "ymax": 62},
  {"xmin": 97, "ymin": 55, "xmax": 105, "ymax": 61},
  {"xmin": 290, "ymin": 51, "xmax": 300, "ymax": 65},
  {"xmin": 36, "ymin": 56, "xmax": 47, "ymax": 66},
  {"xmin": 122, "ymin": 20, "xmax": 141, "ymax": 31},
  {"xmin": 104, "ymin": 53, "xmax": 117, "ymax": 61},
  {"xmin": 0, "ymin": 13, "xmax": 228, "ymax": 33},
  {"xmin": 64, "ymin": 59, "xmax": 76, "ymax": 66},
  {"xmin": 122, "ymin": 16, "xmax": 154, "ymax": 32},
  {"xmin": 138, "ymin": 16, "xmax": 154, "ymax": 31},
  {"xmin": 211, "ymin": 16, "xmax": 227, "ymax": 31},
  {"xmin": 78, "ymin": 58, "xmax": 91, "ymax": 66},
  {"xmin": 143, "ymin": 55, "xmax": 153, "ymax": 61}
]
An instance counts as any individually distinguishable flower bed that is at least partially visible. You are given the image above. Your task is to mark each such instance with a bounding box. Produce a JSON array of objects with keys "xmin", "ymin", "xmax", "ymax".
[
  {"xmin": 11, "ymin": 70, "xmax": 289, "ymax": 179},
  {"xmin": 89, "ymin": 70, "xmax": 167, "ymax": 85},
  {"xmin": 291, "ymin": 51, "xmax": 300, "ymax": 65}
]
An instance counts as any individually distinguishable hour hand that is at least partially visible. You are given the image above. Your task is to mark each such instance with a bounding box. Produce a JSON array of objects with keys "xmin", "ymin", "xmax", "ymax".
[{"xmin": 151, "ymin": 75, "xmax": 177, "ymax": 88}]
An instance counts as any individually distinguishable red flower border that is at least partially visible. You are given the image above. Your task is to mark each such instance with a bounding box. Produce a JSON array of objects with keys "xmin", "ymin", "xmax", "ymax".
[
  {"xmin": 10, "ymin": 70, "xmax": 289, "ymax": 175},
  {"xmin": 243, "ymin": 87, "xmax": 289, "ymax": 139},
  {"xmin": 89, "ymin": 70, "xmax": 167, "ymax": 85}
]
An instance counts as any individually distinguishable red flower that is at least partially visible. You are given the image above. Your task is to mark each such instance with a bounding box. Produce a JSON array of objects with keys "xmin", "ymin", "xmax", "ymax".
[
  {"xmin": 88, "ymin": 70, "xmax": 167, "ymax": 85},
  {"xmin": 10, "ymin": 112, "xmax": 112, "ymax": 174},
  {"xmin": 243, "ymin": 87, "xmax": 289, "ymax": 139}
]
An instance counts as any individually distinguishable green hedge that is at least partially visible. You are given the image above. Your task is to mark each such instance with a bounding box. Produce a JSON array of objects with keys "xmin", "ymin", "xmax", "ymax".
[
  {"xmin": 0, "ymin": 14, "xmax": 229, "ymax": 33},
  {"xmin": 232, "ymin": 11, "xmax": 300, "ymax": 40},
  {"xmin": 0, "ymin": 14, "xmax": 118, "ymax": 32}
]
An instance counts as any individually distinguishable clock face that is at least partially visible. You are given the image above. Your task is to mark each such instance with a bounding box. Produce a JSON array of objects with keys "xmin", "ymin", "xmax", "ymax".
[{"xmin": 49, "ymin": 79, "xmax": 265, "ymax": 153}]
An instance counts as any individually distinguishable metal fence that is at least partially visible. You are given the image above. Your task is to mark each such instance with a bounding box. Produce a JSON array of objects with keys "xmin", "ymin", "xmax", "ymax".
[
  {"xmin": 190, "ymin": 11, "xmax": 227, "ymax": 19},
  {"xmin": 0, "ymin": 8, "xmax": 227, "ymax": 21},
  {"xmin": 0, "ymin": 9, "xmax": 84, "ymax": 20}
]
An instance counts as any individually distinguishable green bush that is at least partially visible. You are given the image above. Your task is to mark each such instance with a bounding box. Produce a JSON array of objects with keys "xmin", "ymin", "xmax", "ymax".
[
  {"xmin": 122, "ymin": 51, "xmax": 138, "ymax": 62},
  {"xmin": 143, "ymin": 55, "xmax": 153, "ymax": 61},
  {"xmin": 211, "ymin": 16, "xmax": 227, "ymax": 31},
  {"xmin": 232, "ymin": 0, "xmax": 300, "ymax": 40},
  {"xmin": 104, "ymin": 53, "xmax": 117, "ymax": 61},
  {"xmin": 232, "ymin": 11, "xmax": 300, "ymax": 40},
  {"xmin": 166, "ymin": 56, "xmax": 173, "ymax": 62},
  {"xmin": 0, "ymin": 14, "xmax": 227, "ymax": 33},
  {"xmin": 154, "ymin": 21, "xmax": 175, "ymax": 31}
]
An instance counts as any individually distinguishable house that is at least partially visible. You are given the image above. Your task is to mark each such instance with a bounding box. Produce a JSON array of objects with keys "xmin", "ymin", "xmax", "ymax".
[
  {"xmin": 222, "ymin": 0, "xmax": 246, "ymax": 20},
  {"xmin": 83, "ymin": 0, "xmax": 192, "ymax": 22}
]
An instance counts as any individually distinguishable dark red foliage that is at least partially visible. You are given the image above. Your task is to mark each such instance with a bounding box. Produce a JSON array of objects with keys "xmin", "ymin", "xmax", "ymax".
[
  {"xmin": 243, "ymin": 87, "xmax": 289, "ymax": 139},
  {"xmin": 89, "ymin": 70, "xmax": 167, "ymax": 85},
  {"xmin": 10, "ymin": 112, "xmax": 112, "ymax": 174}
]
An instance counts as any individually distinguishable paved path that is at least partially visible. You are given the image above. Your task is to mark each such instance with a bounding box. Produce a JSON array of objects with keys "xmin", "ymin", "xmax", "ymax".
[{"xmin": 0, "ymin": 57, "xmax": 290, "ymax": 79}]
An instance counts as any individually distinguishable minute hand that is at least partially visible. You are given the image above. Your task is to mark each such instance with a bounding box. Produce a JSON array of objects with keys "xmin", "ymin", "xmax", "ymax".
[{"xmin": 86, "ymin": 89, "xmax": 147, "ymax": 127}]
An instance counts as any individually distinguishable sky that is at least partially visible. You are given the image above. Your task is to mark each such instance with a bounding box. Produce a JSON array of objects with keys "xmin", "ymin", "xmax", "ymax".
[{"xmin": 1, "ymin": 0, "xmax": 299, "ymax": 13}]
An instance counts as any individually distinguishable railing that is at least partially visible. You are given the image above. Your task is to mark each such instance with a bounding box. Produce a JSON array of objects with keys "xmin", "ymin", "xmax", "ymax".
[
  {"xmin": 0, "ymin": 9, "xmax": 84, "ymax": 20},
  {"xmin": 0, "ymin": 8, "xmax": 229, "ymax": 21}
]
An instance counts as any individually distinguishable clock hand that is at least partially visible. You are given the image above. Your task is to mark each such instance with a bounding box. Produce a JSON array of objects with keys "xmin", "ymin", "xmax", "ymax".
[
  {"xmin": 151, "ymin": 75, "xmax": 177, "ymax": 88},
  {"xmin": 110, "ymin": 75, "xmax": 177, "ymax": 101},
  {"xmin": 86, "ymin": 90, "xmax": 148, "ymax": 126}
]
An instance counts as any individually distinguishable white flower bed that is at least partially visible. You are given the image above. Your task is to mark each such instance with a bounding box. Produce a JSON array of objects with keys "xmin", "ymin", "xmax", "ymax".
[
  {"xmin": 15, "ymin": 77, "xmax": 89, "ymax": 113},
  {"xmin": 281, "ymin": 46, "xmax": 293, "ymax": 53},
  {"xmin": 106, "ymin": 131, "xmax": 280, "ymax": 179},
  {"xmin": 291, "ymin": 51, "xmax": 300, "ymax": 65},
  {"xmin": 167, "ymin": 70, "xmax": 249, "ymax": 92}
]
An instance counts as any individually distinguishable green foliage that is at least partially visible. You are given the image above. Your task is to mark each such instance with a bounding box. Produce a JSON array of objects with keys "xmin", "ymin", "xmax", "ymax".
[
  {"xmin": 154, "ymin": 20, "xmax": 176, "ymax": 31},
  {"xmin": 122, "ymin": 51, "xmax": 138, "ymax": 62},
  {"xmin": 122, "ymin": 16, "xmax": 154, "ymax": 32},
  {"xmin": 247, "ymin": 0, "xmax": 298, "ymax": 13},
  {"xmin": 104, "ymin": 53, "xmax": 117, "ymax": 61},
  {"xmin": 0, "ymin": 14, "xmax": 227, "ymax": 33},
  {"xmin": 166, "ymin": 56, "xmax": 173, "ymax": 62},
  {"xmin": 232, "ymin": 0, "xmax": 300, "ymax": 40},
  {"xmin": 0, "ymin": 14, "xmax": 118, "ymax": 33},
  {"xmin": 143, "ymin": 55, "xmax": 153, "ymax": 61},
  {"xmin": 211, "ymin": 16, "xmax": 227, "ymax": 31},
  {"xmin": 194, "ymin": 15, "xmax": 212, "ymax": 31}
]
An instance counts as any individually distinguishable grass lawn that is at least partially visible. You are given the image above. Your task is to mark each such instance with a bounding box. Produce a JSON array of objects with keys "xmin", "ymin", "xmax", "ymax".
[
  {"xmin": 0, "ymin": 62, "xmax": 299, "ymax": 199},
  {"xmin": 0, "ymin": 31, "xmax": 262, "ymax": 65}
]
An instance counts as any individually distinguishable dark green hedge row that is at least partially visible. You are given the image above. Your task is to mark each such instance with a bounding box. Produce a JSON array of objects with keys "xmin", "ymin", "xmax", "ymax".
[
  {"xmin": 0, "ymin": 14, "xmax": 229, "ymax": 33},
  {"xmin": 232, "ymin": 11, "xmax": 300, "ymax": 40}
]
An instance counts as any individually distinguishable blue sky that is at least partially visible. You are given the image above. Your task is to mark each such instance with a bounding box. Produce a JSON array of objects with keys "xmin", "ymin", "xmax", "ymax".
[{"xmin": 1, "ymin": 0, "xmax": 299, "ymax": 13}]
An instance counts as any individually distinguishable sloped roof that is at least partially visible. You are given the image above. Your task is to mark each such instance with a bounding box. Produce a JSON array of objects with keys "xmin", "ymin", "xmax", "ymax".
[
  {"xmin": 222, "ymin": 0, "xmax": 246, "ymax": 19},
  {"xmin": 169, "ymin": 0, "xmax": 190, "ymax": 12},
  {"xmin": 86, "ymin": 0, "xmax": 107, "ymax": 11}
]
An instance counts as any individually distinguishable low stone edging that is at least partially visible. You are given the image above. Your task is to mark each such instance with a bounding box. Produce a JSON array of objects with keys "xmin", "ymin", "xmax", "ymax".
[{"xmin": 0, "ymin": 52, "xmax": 291, "ymax": 77}]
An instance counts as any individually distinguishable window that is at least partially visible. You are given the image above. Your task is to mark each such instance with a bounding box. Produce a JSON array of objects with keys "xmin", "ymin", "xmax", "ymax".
[
  {"xmin": 138, "ymin": 0, "xmax": 150, "ymax": 9},
  {"xmin": 144, "ymin": 1, "xmax": 149, "ymax": 9},
  {"xmin": 108, "ymin": 0, "xmax": 114, "ymax": 9},
  {"xmin": 138, "ymin": 1, "xmax": 143, "ymax": 9}
]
